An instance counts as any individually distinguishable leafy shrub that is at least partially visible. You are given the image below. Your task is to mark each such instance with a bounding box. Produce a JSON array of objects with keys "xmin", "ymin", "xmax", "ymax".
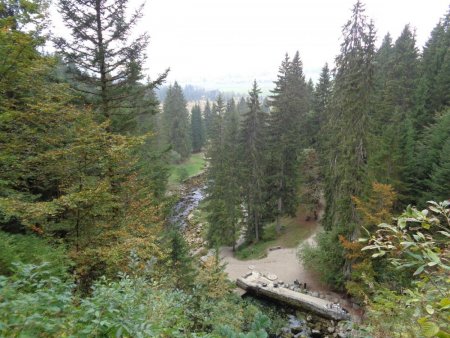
[
  {"xmin": 176, "ymin": 167, "xmax": 189, "ymax": 182},
  {"xmin": 217, "ymin": 313, "xmax": 271, "ymax": 338},
  {"xmin": 0, "ymin": 263, "xmax": 75, "ymax": 336},
  {"xmin": 0, "ymin": 262, "xmax": 270, "ymax": 337},
  {"xmin": 0, "ymin": 232, "xmax": 70, "ymax": 277},
  {"xmin": 298, "ymin": 225, "xmax": 347, "ymax": 289},
  {"xmin": 361, "ymin": 201, "xmax": 450, "ymax": 337},
  {"xmin": 169, "ymin": 150, "xmax": 182, "ymax": 164}
]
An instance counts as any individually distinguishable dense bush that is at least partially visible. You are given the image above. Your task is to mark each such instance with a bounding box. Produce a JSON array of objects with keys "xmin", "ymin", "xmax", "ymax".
[
  {"xmin": 359, "ymin": 201, "xmax": 450, "ymax": 337},
  {"xmin": 0, "ymin": 262, "xmax": 269, "ymax": 337},
  {"xmin": 0, "ymin": 232, "xmax": 70, "ymax": 277},
  {"xmin": 298, "ymin": 225, "xmax": 347, "ymax": 289}
]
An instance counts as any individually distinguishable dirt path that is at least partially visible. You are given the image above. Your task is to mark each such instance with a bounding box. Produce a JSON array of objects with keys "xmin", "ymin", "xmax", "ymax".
[
  {"xmin": 220, "ymin": 210, "xmax": 362, "ymax": 319},
  {"xmin": 220, "ymin": 226, "xmax": 329, "ymax": 292}
]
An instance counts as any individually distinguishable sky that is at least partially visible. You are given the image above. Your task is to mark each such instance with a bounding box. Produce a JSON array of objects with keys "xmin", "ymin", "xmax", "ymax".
[
  {"xmin": 50, "ymin": 0, "xmax": 449, "ymax": 92},
  {"xmin": 141, "ymin": 0, "xmax": 448, "ymax": 91}
]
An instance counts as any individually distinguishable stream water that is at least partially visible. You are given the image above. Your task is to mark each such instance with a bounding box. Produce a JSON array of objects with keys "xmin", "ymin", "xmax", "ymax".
[{"xmin": 169, "ymin": 186, "xmax": 205, "ymax": 230}]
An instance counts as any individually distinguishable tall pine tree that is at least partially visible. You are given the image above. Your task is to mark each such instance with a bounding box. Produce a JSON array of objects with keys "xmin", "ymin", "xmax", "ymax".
[
  {"xmin": 239, "ymin": 81, "xmax": 267, "ymax": 242},
  {"xmin": 369, "ymin": 25, "xmax": 420, "ymax": 205},
  {"xmin": 191, "ymin": 104, "xmax": 204, "ymax": 153},
  {"xmin": 206, "ymin": 96, "xmax": 242, "ymax": 249},
  {"xmin": 55, "ymin": 0, "xmax": 167, "ymax": 130},
  {"xmin": 316, "ymin": 1, "xmax": 376, "ymax": 286},
  {"xmin": 162, "ymin": 82, "xmax": 192, "ymax": 161},
  {"xmin": 267, "ymin": 52, "xmax": 308, "ymax": 232},
  {"xmin": 323, "ymin": 0, "xmax": 375, "ymax": 232}
]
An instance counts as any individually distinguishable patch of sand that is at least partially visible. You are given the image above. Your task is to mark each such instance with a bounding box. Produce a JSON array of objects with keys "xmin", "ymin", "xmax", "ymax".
[
  {"xmin": 220, "ymin": 228, "xmax": 328, "ymax": 292},
  {"xmin": 220, "ymin": 225, "xmax": 363, "ymax": 319}
]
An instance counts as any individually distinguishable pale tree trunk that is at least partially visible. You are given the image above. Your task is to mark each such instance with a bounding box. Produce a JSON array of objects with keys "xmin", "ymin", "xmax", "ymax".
[{"xmin": 276, "ymin": 196, "xmax": 282, "ymax": 233}]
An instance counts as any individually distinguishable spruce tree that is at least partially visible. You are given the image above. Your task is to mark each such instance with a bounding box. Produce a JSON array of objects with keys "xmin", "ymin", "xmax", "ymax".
[
  {"xmin": 205, "ymin": 96, "xmax": 242, "ymax": 249},
  {"xmin": 237, "ymin": 96, "xmax": 248, "ymax": 118},
  {"xmin": 168, "ymin": 229, "xmax": 196, "ymax": 290},
  {"xmin": 55, "ymin": 0, "xmax": 167, "ymax": 130},
  {"xmin": 371, "ymin": 33, "xmax": 393, "ymax": 133},
  {"xmin": 203, "ymin": 100, "xmax": 213, "ymax": 140},
  {"xmin": 312, "ymin": 63, "xmax": 332, "ymax": 152},
  {"xmin": 226, "ymin": 98, "xmax": 237, "ymax": 114},
  {"xmin": 427, "ymin": 139, "xmax": 450, "ymax": 202},
  {"xmin": 323, "ymin": 0, "xmax": 375, "ymax": 232},
  {"xmin": 318, "ymin": 1, "xmax": 376, "ymax": 285},
  {"xmin": 191, "ymin": 104, "xmax": 204, "ymax": 153},
  {"xmin": 314, "ymin": 63, "xmax": 332, "ymax": 118},
  {"xmin": 385, "ymin": 25, "xmax": 419, "ymax": 113},
  {"xmin": 239, "ymin": 81, "xmax": 267, "ymax": 242},
  {"xmin": 222, "ymin": 105, "xmax": 242, "ymax": 250},
  {"xmin": 267, "ymin": 52, "xmax": 308, "ymax": 232},
  {"xmin": 205, "ymin": 96, "xmax": 227, "ymax": 245},
  {"xmin": 369, "ymin": 25, "xmax": 420, "ymax": 204},
  {"xmin": 420, "ymin": 9, "xmax": 450, "ymax": 117},
  {"xmin": 416, "ymin": 109, "xmax": 450, "ymax": 203},
  {"xmin": 162, "ymin": 82, "xmax": 192, "ymax": 160}
]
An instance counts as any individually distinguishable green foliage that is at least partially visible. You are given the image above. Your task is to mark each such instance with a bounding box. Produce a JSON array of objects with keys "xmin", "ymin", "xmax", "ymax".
[
  {"xmin": 0, "ymin": 232, "xmax": 70, "ymax": 277},
  {"xmin": 369, "ymin": 25, "xmax": 420, "ymax": 205},
  {"xmin": 176, "ymin": 167, "xmax": 189, "ymax": 182},
  {"xmin": 361, "ymin": 201, "xmax": 450, "ymax": 337},
  {"xmin": 323, "ymin": 0, "xmax": 375, "ymax": 231},
  {"xmin": 299, "ymin": 149, "xmax": 321, "ymax": 220},
  {"xmin": 191, "ymin": 104, "xmax": 205, "ymax": 153},
  {"xmin": 299, "ymin": 226, "xmax": 347, "ymax": 288},
  {"xmin": 0, "ymin": 263, "xmax": 191, "ymax": 337},
  {"xmin": 239, "ymin": 81, "xmax": 268, "ymax": 243},
  {"xmin": 420, "ymin": 9, "xmax": 450, "ymax": 117},
  {"xmin": 416, "ymin": 109, "xmax": 450, "ymax": 204},
  {"xmin": 55, "ymin": 0, "xmax": 167, "ymax": 127},
  {"xmin": 167, "ymin": 229, "xmax": 196, "ymax": 290},
  {"xmin": 0, "ymin": 263, "xmax": 76, "ymax": 336},
  {"xmin": 0, "ymin": 262, "xmax": 270, "ymax": 337},
  {"xmin": 0, "ymin": 0, "xmax": 48, "ymax": 34},
  {"xmin": 169, "ymin": 152, "xmax": 205, "ymax": 186},
  {"xmin": 162, "ymin": 82, "xmax": 192, "ymax": 160},
  {"xmin": 266, "ymin": 52, "xmax": 308, "ymax": 232},
  {"xmin": 217, "ymin": 313, "xmax": 270, "ymax": 338},
  {"xmin": 206, "ymin": 96, "xmax": 242, "ymax": 248}
]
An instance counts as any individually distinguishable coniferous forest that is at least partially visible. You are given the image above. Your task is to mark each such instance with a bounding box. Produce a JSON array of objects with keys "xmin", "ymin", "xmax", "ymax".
[{"xmin": 0, "ymin": 0, "xmax": 449, "ymax": 337}]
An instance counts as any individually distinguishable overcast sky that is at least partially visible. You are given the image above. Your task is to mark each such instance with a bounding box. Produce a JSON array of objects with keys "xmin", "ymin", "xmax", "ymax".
[
  {"xmin": 140, "ymin": 0, "xmax": 448, "ymax": 91},
  {"xmin": 50, "ymin": 0, "xmax": 449, "ymax": 92}
]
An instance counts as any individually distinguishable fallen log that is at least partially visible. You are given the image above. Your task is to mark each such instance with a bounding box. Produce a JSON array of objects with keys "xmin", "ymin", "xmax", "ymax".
[{"xmin": 236, "ymin": 272, "xmax": 350, "ymax": 321}]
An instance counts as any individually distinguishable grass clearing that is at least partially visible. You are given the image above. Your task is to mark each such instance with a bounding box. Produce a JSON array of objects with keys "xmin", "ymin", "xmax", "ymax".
[
  {"xmin": 168, "ymin": 152, "xmax": 205, "ymax": 187},
  {"xmin": 234, "ymin": 205, "xmax": 317, "ymax": 260}
]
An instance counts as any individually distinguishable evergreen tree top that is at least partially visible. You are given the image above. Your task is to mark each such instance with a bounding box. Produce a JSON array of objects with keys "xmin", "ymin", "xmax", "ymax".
[{"xmin": 336, "ymin": 1, "xmax": 375, "ymax": 72}]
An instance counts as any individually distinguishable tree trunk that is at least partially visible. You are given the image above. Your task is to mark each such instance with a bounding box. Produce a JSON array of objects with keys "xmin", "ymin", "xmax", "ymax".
[
  {"xmin": 95, "ymin": 0, "xmax": 109, "ymax": 122},
  {"xmin": 276, "ymin": 196, "xmax": 282, "ymax": 233},
  {"xmin": 254, "ymin": 210, "xmax": 259, "ymax": 243}
]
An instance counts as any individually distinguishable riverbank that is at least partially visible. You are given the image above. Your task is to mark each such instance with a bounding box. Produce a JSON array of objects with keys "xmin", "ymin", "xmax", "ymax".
[
  {"xmin": 220, "ymin": 231, "xmax": 325, "ymax": 290},
  {"xmin": 171, "ymin": 170, "xmax": 362, "ymax": 335},
  {"xmin": 176, "ymin": 176, "xmax": 331, "ymax": 295}
]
